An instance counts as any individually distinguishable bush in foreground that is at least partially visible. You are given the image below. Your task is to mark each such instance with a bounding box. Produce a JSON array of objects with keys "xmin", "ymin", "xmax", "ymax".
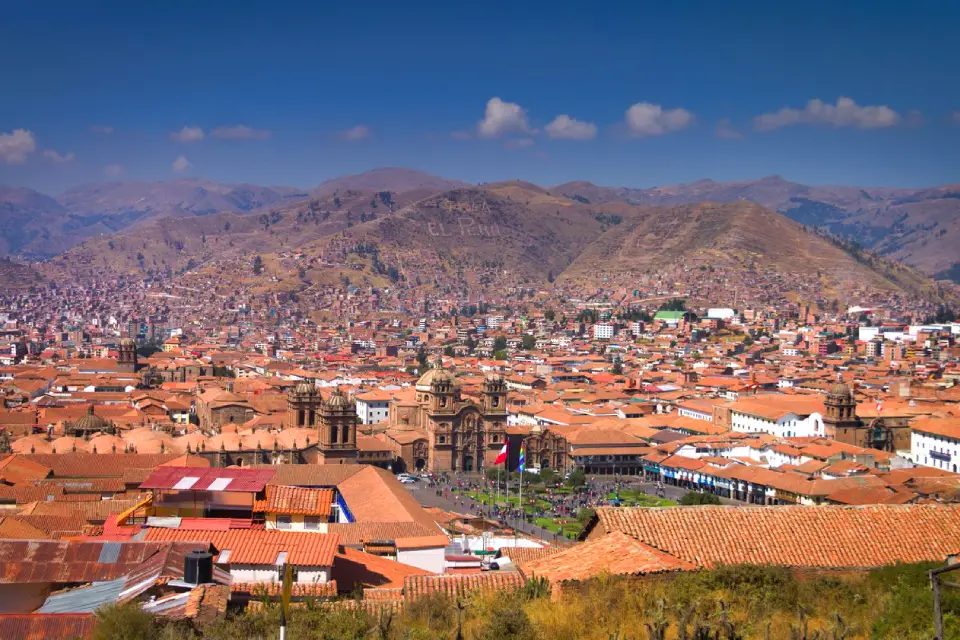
[{"xmin": 91, "ymin": 563, "xmax": 957, "ymax": 639}]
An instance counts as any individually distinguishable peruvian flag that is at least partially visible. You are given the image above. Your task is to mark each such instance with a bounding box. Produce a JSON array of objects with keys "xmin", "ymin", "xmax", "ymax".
[{"xmin": 494, "ymin": 443, "xmax": 508, "ymax": 465}]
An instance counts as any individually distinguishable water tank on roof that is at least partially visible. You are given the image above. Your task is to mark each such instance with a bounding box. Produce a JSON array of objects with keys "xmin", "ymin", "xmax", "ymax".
[{"xmin": 184, "ymin": 550, "xmax": 214, "ymax": 585}]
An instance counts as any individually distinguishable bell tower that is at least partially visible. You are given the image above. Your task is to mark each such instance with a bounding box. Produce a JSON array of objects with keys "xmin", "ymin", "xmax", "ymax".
[
  {"xmin": 481, "ymin": 375, "xmax": 507, "ymax": 417},
  {"xmin": 823, "ymin": 382, "xmax": 860, "ymax": 441},
  {"xmin": 317, "ymin": 387, "xmax": 358, "ymax": 463},
  {"xmin": 118, "ymin": 338, "xmax": 138, "ymax": 373},
  {"xmin": 286, "ymin": 379, "xmax": 321, "ymax": 429}
]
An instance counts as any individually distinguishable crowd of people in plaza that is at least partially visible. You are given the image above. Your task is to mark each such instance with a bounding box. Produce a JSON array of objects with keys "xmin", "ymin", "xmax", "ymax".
[{"xmin": 420, "ymin": 472, "xmax": 661, "ymax": 535}]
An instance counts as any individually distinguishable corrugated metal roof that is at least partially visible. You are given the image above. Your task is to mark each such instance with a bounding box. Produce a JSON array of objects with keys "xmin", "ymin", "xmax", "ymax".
[
  {"xmin": 0, "ymin": 614, "xmax": 96, "ymax": 640},
  {"xmin": 0, "ymin": 540, "xmax": 208, "ymax": 585},
  {"xmin": 97, "ymin": 543, "xmax": 121, "ymax": 564},
  {"xmin": 36, "ymin": 578, "xmax": 127, "ymax": 613},
  {"xmin": 140, "ymin": 467, "xmax": 275, "ymax": 492}
]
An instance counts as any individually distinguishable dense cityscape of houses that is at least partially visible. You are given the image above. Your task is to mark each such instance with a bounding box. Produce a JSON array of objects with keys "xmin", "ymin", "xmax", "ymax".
[{"xmin": 1, "ymin": 280, "xmax": 959, "ymax": 636}]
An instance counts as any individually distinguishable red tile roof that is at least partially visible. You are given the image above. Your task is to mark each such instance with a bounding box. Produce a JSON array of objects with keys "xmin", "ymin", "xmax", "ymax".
[
  {"xmin": 587, "ymin": 504, "xmax": 960, "ymax": 569},
  {"xmin": 255, "ymin": 486, "xmax": 334, "ymax": 517},
  {"xmin": 402, "ymin": 572, "xmax": 525, "ymax": 601},
  {"xmin": 144, "ymin": 528, "xmax": 339, "ymax": 567},
  {"xmin": 333, "ymin": 547, "xmax": 433, "ymax": 591},
  {"xmin": 524, "ymin": 531, "xmax": 696, "ymax": 583}
]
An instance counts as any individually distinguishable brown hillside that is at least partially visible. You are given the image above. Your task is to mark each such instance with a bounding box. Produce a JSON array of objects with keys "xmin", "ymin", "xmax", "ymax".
[{"xmin": 561, "ymin": 202, "xmax": 935, "ymax": 298}]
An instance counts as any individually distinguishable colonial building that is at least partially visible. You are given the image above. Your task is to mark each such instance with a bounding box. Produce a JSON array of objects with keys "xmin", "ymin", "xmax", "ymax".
[
  {"xmin": 384, "ymin": 358, "xmax": 508, "ymax": 472},
  {"xmin": 823, "ymin": 383, "xmax": 910, "ymax": 452}
]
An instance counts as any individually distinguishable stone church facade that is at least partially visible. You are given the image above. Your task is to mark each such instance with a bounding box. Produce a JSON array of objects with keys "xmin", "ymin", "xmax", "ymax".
[{"xmin": 386, "ymin": 359, "xmax": 509, "ymax": 472}]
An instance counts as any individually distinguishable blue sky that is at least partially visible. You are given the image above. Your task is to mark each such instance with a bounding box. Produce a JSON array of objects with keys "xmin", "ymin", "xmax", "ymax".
[{"xmin": 2, "ymin": 0, "xmax": 959, "ymax": 194}]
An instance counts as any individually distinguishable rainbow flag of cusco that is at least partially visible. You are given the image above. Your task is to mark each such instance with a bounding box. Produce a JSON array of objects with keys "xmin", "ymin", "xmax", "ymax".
[{"xmin": 519, "ymin": 445, "xmax": 526, "ymax": 472}]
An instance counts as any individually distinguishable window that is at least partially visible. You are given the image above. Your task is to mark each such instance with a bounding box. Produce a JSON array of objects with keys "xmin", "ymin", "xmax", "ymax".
[
  {"xmin": 277, "ymin": 515, "xmax": 292, "ymax": 530},
  {"xmin": 304, "ymin": 516, "xmax": 321, "ymax": 530},
  {"xmin": 439, "ymin": 435, "xmax": 446, "ymax": 444}
]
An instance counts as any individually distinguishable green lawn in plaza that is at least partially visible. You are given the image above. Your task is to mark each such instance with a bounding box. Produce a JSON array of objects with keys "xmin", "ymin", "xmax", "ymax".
[{"xmin": 605, "ymin": 490, "xmax": 677, "ymax": 507}]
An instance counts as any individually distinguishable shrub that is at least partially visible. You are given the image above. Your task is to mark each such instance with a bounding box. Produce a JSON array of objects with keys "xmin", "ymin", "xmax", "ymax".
[
  {"xmin": 92, "ymin": 604, "xmax": 159, "ymax": 640},
  {"xmin": 679, "ymin": 491, "xmax": 721, "ymax": 506}
]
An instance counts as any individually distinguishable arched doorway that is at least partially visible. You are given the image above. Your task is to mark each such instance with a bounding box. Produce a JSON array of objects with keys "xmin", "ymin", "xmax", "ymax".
[
  {"xmin": 463, "ymin": 455, "xmax": 474, "ymax": 472},
  {"xmin": 415, "ymin": 458, "xmax": 427, "ymax": 471}
]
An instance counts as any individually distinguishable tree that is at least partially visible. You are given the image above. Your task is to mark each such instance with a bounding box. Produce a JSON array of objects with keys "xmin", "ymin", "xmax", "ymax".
[
  {"xmin": 493, "ymin": 336, "xmax": 508, "ymax": 352},
  {"xmin": 443, "ymin": 345, "xmax": 455, "ymax": 357},
  {"xmin": 567, "ymin": 468, "xmax": 587, "ymax": 488},
  {"xmin": 660, "ymin": 298, "xmax": 687, "ymax": 311},
  {"xmin": 544, "ymin": 308, "xmax": 555, "ymax": 321},
  {"xmin": 521, "ymin": 334, "xmax": 536, "ymax": 350},
  {"xmin": 680, "ymin": 491, "xmax": 721, "ymax": 505},
  {"xmin": 415, "ymin": 347, "xmax": 428, "ymax": 370},
  {"xmin": 493, "ymin": 349, "xmax": 508, "ymax": 361},
  {"xmin": 252, "ymin": 255, "xmax": 263, "ymax": 275},
  {"xmin": 611, "ymin": 357, "xmax": 623, "ymax": 375}
]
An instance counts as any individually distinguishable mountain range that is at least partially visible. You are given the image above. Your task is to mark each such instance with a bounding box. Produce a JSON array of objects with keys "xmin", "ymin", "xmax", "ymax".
[{"xmin": 2, "ymin": 169, "xmax": 958, "ymax": 296}]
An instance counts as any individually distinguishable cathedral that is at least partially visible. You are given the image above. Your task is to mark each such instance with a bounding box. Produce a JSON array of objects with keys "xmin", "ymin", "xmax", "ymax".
[
  {"xmin": 822, "ymin": 382, "xmax": 911, "ymax": 452},
  {"xmin": 383, "ymin": 357, "xmax": 509, "ymax": 472}
]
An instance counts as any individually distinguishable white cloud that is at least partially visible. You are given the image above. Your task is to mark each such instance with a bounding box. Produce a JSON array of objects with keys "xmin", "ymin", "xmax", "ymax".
[
  {"xmin": 341, "ymin": 125, "xmax": 371, "ymax": 141},
  {"xmin": 0, "ymin": 129, "xmax": 37, "ymax": 164},
  {"xmin": 754, "ymin": 97, "xmax": 900, "ymax": 131},
  {"xmin": 172, "ymin": 155, "xmax": 192, "ymax": 173},
  {"xmin": 210, "ymin": 124, "xmax": 271, "ymax": 140},
  {"xmin": 478, "ymin": 97, "xmax": 534, "ymax": 138},
  {"xmin": 170, "ymin": 126, "xmax": 205, "ymax": 142},
  {"xmin": 544, "ymin": 115, "xmax": 597, "ymax": 140},
  {"xmin": 625, "ymin": 103, "xmax": 694, "ymax": 136},
  {"xmin": 90, "ymin": 125, "xmax": 114, "ymax": 134},
  {"xmin": 43, "ymin": 149, "xmax": 76, "ymax": 163},
  {"xmin": 504, "ymin": 138, "xmax": 535, "ymax": 149},
  {"xmin": 103, "ymin": 164, "xmax": 124, "ymax": 178},
  {"xmin": 715, "ymin": 118, "xmax": 743, "ymax": 139}
]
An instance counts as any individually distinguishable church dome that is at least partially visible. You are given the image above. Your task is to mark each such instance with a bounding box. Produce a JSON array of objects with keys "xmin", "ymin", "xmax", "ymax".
[
  {"xmin": 415, "ymin": 357, "xmax": 458, "ymax": 391},
  {"xmin": 72, "ymin": 406, "xmax": 110, "ymax": 434},
  {"xmin": 120, "ymin": 338, "xmax": 136, "ymax": 347},
  {"xmin": 291, "ymin": 380, "xmax": 319, "ymax": 397},
  {"xmin": 325, "ymin": 388, "xmax": 353, "ymax": 409}
]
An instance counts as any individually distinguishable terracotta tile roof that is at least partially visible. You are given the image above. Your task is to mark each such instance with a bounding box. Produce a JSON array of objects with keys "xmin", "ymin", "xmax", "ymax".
[
  {"xmin": 21, "ymin": 454, "xmax": 183, "ymax": 478},
  {"xmin": 328, "ymin": 522, "xmax": 448, "ymax": 549},
  {"xmin": 144, "ymin": 528, "xmax": 339, "ymax": 567},
  {"xmin": 496, "ymin": 545, "xmax": 562, "ymax": 571},
  {"xmin": 403, "ymin": 572, "xmax": 525, "ymax": 601},
  {"xmin": 0, "ymin": 614, "xmax": 96, "ymax": 640},
  {"xmin": 255, "ymin": 486, "xmax": 334, "ymax": 517},
  {"xmin": 0, "ymin": 517, "xmax": 49, "ymax": 540},
  {"xmin": 524, "ymin": 531, "xmax": 696, "ymax": 583},
  {"xmin": 251, "ymin": 463, "xmax": 366, "ymax": 487},
  {"xmin": 333, "ymin": 546, "xmax": 433, "ymax": 591},
  {"xmin": 2, "ymin": 512, "xmax": 89, "ymax": 538},
  {"xmin": 0, "ymin": 455, "xmax": 51, "ymax": 484},
  {"xmin": 588, "ymin": 504, "xmax": 960, "ymax": 569},
  {"xmin": 230, "ymin": 580, "xmax": 338, "ymax": 598}
]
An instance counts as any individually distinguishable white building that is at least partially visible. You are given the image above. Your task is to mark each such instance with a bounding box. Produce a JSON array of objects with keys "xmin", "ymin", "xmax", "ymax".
[
  {"xmin": 727, "ymin": 396, "xmax": 826, "ymax": 439},
  {"xmin": 910, "ymin": 418, "xmax": 960, "ymax": 473},
  {"xmin": 593, "ymin": 323, "xmax": 615, "ymax": 340},
  {"xmin": 354, "ymin": 390, "xmax": 391, "ymax": 425}
]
